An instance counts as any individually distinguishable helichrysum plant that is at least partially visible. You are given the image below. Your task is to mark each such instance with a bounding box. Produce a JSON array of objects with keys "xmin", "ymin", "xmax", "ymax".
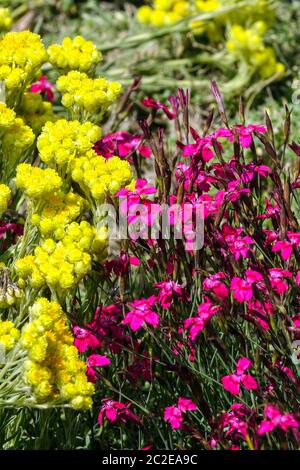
[
  {"xmin": 136, "ymin": 0, "xmax": 284, "ymax": 86},
  {"xmin": 0, "ymin": 30, "xmax": 131, "ymax": 412}
]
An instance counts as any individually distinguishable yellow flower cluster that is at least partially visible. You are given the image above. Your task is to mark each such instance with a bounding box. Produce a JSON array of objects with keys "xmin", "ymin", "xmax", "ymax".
[
  {"xmin": 31, "ymin": 191, "xmax": 86, "ymax": 238},
  {"xmin": 0, "ymin": 102, "xmax": 35, "ymax": 164},
  {"xmin": 195, "ymin": 0, "xmax": 220, "ymax": 12},
  {"xmin": 15, "ymin": 163, "xmax": 62, "ymax": 200},
  {"xmin": 37, "ymin": 119, "xmax": 102, "ymax": 168},
  {"xmin": 0, "ymin": 183, "xmax": 10, "ymax": 215},
  {"xmin": 15, "ymin": 221, "xmax": 107, "ymax": 292},
  {"xmin": 190, "ymin": 0, "xmax": 222, "ymax": 39},
  {"xmin": 191, "ymin": 0, "xmax": 275, "ymax": 38},
  {"xmin": 0, "ymin": 31, "xmax": 48, "ymax": 89},
  {"xmin": 137, "ymin": 0, "xmax": 191, "ymax": 26},
  {"xmin": 227, "ymin": 0, "xmax": 274, "ymax": 27},
  {"xmin": 20, "ymin": 93, "xmax": 57, "ymax": 134},
  {"xmin": 47, "ymin": 36, "xmax": 102, "ymax": 74},
  {"xmin": 226, "ymin": 22, "xmax": 285, "ymax": 79},
  {"xmin": 21, "ymin": 298, "xmax": 94, "ymax": 408},
  {"xmin": 0, "ymin": 102, "xmax": 15, "ymax": 129},
  {"xmin": 2, "ymin": 117, "xmax": 35, "ymax": 155},
  {"xmin": 57, "ymin": 71, "xmax": 122, "ymax": 115},
  {"xmin": 0, "ymin": 320, "xmax": 20, "ymax": 351},
  {"xmin": 138, "ymin": 0, "xmax": 274, "ymax": 29},
  {"xmin": 0, "ymin": 8, "xmax": 12, "ymax": 31},
  {"xmin": 70, "ymin": 154, "xmax": 132, "ymax": 203}
]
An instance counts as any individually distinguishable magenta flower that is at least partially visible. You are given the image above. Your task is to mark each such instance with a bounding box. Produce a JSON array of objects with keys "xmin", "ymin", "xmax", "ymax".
[
  {"xmin": 177, "ymin": 397, "xmax": 198, "ymax": 412},
  {"xmin": 247, "ymin": 300, "xmax": 274, "ymax": 331},
  {"xmin": 123, "ymin": 296, "xmax": 159, "ymax": 331},
  {"xmin": 292, "ymin": 314, "xmax": 300, "ymax": 328},
  {"xmin": 164, "ymin": 406, "xmax": 183, "ymax": 430},
  {"xmin": 222, "ymin": 225, "xmax": 254, "ymax": 260},
  {"xmin": 257, "ymin": 198, "xmax": 280, "ymax": 220},
  {"xmin": 154, "ymin": 280, "xmax": 189, "ymax": 309},
  {"xmin": 220, "ymin": 404, "xmax": 251, "ymax": 440},
  {"xmin": 272, "ymin": 232, "xmax": 300, "ymax": 260},
  {"xmin": 73, "ymin": 325, "xmax": 101, "ymax": 353},
  {"xmin": 179, "ymin": 135, "xmax": 215, "ymax": 162},
  {"xmin": 184, "ymin": 301, "xmax": 220, "ymax": 341},
  {"xmin": 116, "ymin": 178, "xmax": 157, "ymax": 224},
  {"xmin": 221, "ymin": 357, "xmax": 258, "ymax": 396},
  {"xmin": 230, "ymin": 270, "xmax": 264, "ymax": 303},
  {"xmin": 86, "ymin": 354, "xmax": 110, "ymax": 383},
  {"xmin": 164, "ymin": 397, "xmax": 197, "ymax": 429},
  {"xmin": 268, "ymin": 268, "xmax": 292, "ymax": 295},
  {"xmin": 117, "ymin": 178, "xmax": 157, "ymax": 201},
  {"xmin": 98, "ymin": 400, "xmax": 141, "ymax": 426},
  {"xmin": 142, "ymin": 97, "xmax": 176, "ymax": 120},
  {"xmin": 257, "ymin": 405, "xmax": 299, "ymax": 435},
  {"xmin": 30, "ymin": 75, "xmax": 55, "ymax": 102},
  {"xmin": 216, "ymin": 124, "xmax": 267, "ymax": 148},
  {"xmin": 203, "ymin": 272, "xmax": 228, "ymax": 299},
  {"xmin": 104, "ymin": 251, "xmax": 140, "ymax": 277},
  {"xmin": 272, "ymin": 240, "xmax": 293, "ymax": 260},
  {"xmin": 230, "ymin": 277, "xmax": 253, "ymax": 303},
  {"xmin": 94, "ymin": 131, "xmax": 151, "ymax": 160}
]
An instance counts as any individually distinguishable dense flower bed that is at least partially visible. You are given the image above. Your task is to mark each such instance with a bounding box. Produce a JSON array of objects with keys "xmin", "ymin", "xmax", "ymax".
[{"xmin": 0, "ymin": 5, "xmax": 299, "ymax": 451}]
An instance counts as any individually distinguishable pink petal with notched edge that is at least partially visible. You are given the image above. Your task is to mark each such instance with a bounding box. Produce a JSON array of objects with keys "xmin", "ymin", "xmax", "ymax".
[
  {"xmin": 236, "ymin": 357, "xmax": 251, "ymax": 374},
  {"xmin": 257, "ymin": 420, "xmax": 277, "ymax": 435},
  {"xmin": 106, "ymin": 407, "xmax": 118, "ymax": 422},
  {"xmin": 145, "ymin": 311, "xmax": 159, "ymax": 328},
  {"xmin": 221, "ymin": 374, "xmax": 241, "ymax": 395},
  {"xmin": 177, "ymin": 397, "xmax": 197, "ymax": 412},
  {"xmin": 241, "ymin": 374, "xmax": 258, "ymax": 390}
]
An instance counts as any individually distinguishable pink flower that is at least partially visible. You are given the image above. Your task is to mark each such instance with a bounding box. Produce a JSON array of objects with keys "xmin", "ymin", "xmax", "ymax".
[
  {"xmin": 221, "ymin": 357, "xmax": 258, "ymax": 396},
  {"xmin": 177, "ymin": 397, "xmax": 198, "ymax": 412},
  {"xmin": 94, "ymin": 131, "xmax": 151, "ymax": 160},
  {"xmin": 220, "ymin": 404, "xmax": 250, "ymax": 440},
  {"xmin": 216, "ymin": 124, "xmax": 267, "ymax": 148},
  {"xmin": 245, "ymin": 270, "xmax": 264, "ymax": 284},
  {"xmin": 257, "ymin": 405, "xmax": 299, "ymax": 435},
  {"xmin": 275, "ymin": 360, "xmax": 296, "ymax": 384},
  {"xmin": 155, "ymin": 280, "xmax": 189, "ymax": 309},
  {"xmin": 98, "ymin": 400, "xmax": 141, "ymax": 426},
  {"xmin": 86, "ymin": 354, "xmax": 110, "ymax": 383},
  {"xmin": 247, "ymin": 300, "xmax": 274, "ymax": 331},
  {"xmin": 184, "ymin": 301, "xmax": 220, "ymax": 341},
  {"xmin": 104, "ymin": 251, "xmax": 140, "ymax": 277},
  {"xmin": 116, "ymin": 179, "xmax": 157, "ymax": 225},
  {"xmin": 230, "ymin": 277, "xmax": 253, "ymax": 303},
  {"xmin": 222, "ymin": 225, "xmax": 254, "ymax": 260},
  {"xmin": 268, "ymin": 268, "xmax": 292, "ymax": 295},
  {"xmin": 73, "ymin": 325, "xmax": 101, "ymax": 353},
  {"xmin": 272, "ymin": 240, "xmax": 293, "ymax": 260},
  {"xmin": 142, "ymin": 97, "xmax": 176, "ymax": 120},
  {"xmin": 180, "ymin": 137, "xmax": 215, "ymax": 162},
  {"xmin": 123, "ymin": 296, "xmax": 159, "ymax": 331},
  {"xmin": 117, "ymin": 178, "xmax": 157, "ymax": 200},
  {"xmin": 0, "ymin": 222, "xmax": 23, "ymax": 238},
  {"xmin": 203, "ymin": 272, "xmax": 229, "ymax": 299},
  {"xmin": 257, "ymin": 199, "xmax": 280, "ymax": 220},
  {"xmin": 292, "ymin": 314, "xmax": 300, "ymax": 328},
  {"xmin": 30, "ymin": 75, "xmax": 55, "ymax": 101},
  {"xmin": 164, "ymin": 406, "xmax": 183, "ymax": 429},
  {"xmin": 164, "ymin": 397, "xmax": 197, "ymax": 429}
]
